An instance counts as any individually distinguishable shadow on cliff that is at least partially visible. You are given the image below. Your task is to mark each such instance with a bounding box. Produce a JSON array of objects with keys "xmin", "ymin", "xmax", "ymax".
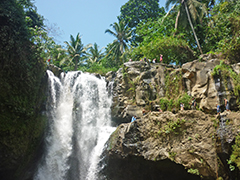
[{"xmin": 99, "ymin": 154, "xmax": 201, "ymax": 180}]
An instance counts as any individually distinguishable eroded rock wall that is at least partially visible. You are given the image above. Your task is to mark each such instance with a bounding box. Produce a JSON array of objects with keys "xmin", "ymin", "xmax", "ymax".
[
  {"xmin": 102, "ymin": 110, "xmax": 240, "ymax": 179},
  {"xmin": 107, "ymin": 58, "xmax": 240, "ymax": 122},
  {"xmin": 103, "ymin": 58, "xmax": 240, "ymax": 179}
]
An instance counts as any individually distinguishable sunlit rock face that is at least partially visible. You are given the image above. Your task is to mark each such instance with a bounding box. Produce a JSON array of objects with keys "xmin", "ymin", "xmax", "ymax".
[
  {"xmin": 107, "ymin": 58, "xmax": 239, "ymax": 121},
  {"xmin": 103, "ymin": 57, "xmax": 240, "ymax": 180},
  {"xmin": 101, "ymin": 110, "xmax": 240, "ymax": 180}
]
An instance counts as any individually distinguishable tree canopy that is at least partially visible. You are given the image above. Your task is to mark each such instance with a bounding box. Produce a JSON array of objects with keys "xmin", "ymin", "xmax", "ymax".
[
  {"xmin": 119, "ymin": 0, "xmax": 162, "ymax": 29},
  {"xmin": 4, "ymin": 0, "xmax": 240, "ymax": 74},
  {"xmin": 105, "ymin": 20, "xmax": 133, "ymax": 65}
]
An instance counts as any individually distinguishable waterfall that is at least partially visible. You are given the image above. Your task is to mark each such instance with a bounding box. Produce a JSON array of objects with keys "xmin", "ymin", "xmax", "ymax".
[{"xmin": 35, "ymin": 70, "xmax": 115, "ymax": 180}]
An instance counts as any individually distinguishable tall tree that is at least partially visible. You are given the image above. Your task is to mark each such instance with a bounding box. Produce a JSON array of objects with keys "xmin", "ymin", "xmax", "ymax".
[
  {"xmin": 105, "ymin": 20, "xmax": 132, "ymax": 64},
  {"xmin": 119, "ymin": 0, "xmax": 163, "ymax": 44},
  {"xmin": 86, "ymin": 43, "xmax": 104, "ymax": 64},
  {"xmin": 63, "ymin": 33, "xmax": 91, "ymax": 71},
  {"xmin": 119, "ymin": 0, "xmax": 162, "ymax": 29},
  {"xmin": 17, "ymin": 0, "xmax": 44, "ymax": 29},
  {"xmin": 165, "ymin": 0, "xmax": 207, "ymax": 54}
]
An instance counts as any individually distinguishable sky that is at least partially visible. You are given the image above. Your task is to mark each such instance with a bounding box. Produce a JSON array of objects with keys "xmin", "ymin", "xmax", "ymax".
[{"xmin": 35, "ymin": 0, "xmax": 166, "ymax": 49}]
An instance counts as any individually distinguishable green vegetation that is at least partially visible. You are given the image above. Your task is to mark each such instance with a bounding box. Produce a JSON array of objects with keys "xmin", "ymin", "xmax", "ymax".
[
  {"xmin": 105, "ymin": 20, "xmax": 133, "ymax": 64},
  {"xmin": 212, "ymin": 60, "xmax": 240, "ymax": 106},
  {"xmin": 168, "ymin": 151, "xmax": 177, "ymax": 161},
  {"xmin": 165, "ymin": 69, "xmax": 183, "ymax": 99},
  {"xmin": 158, "ymin": 118, "xmax": 186, "ymax": 136},
  {"xmin": 230, "ymin": 134, "xmax": 240, "ymax": 171},
  {"xmin": 159, "ymin": 93, "xmax": 192, "ymax": 112},
  {"xmin": 61, "ymin": 33, "xmax": 91, "ymax": 71},
  {"xmin": 0, "ymin": 0, "xmax": 46, "ymax": 177},
  {"xmin": 156, "ymin": 69, "xmax": 192, "ymax": 112},
  {"xmin": 10, "ymin": 0, "xmax": 240, "ymax": 74},
  {"xmin": 187, "ymin": 168, "xmax": 200, "ymax": 175}
]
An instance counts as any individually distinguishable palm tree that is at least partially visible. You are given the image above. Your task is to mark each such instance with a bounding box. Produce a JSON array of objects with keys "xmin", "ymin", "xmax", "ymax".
[
  {"xmin": 62, "ymin": 33, "xmax": 91, "ymax": 71},
  {"xmin": 164, "ymin": 0, "xmax": 207, "ymax": 54},
  {"xmin": 86, "ymin": 43, "xmax": 104, "ymax": 64},
  {"xmin": 105, "ymin": 20, "xmax": 132, "ymax": 63}
]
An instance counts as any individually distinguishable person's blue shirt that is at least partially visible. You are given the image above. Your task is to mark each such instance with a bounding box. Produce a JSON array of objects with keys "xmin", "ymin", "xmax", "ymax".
[
  {"xmin": 217, "ymin": 105, "xmax": 220, "ymax": 113},
  {"xmin": 131, "ymin": 116, "xmax": 136, "ymax": 122}
]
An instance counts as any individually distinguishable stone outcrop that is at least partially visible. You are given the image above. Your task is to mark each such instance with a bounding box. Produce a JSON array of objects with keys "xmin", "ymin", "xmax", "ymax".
[
  {"xmin": 103, "ymin": 58, "xmax": 240, "ymax": 179},
  {"xmin": 107, "ymin": 58, "xmax": 240, "ymax": 122},
  {"xmin": 47, "ymin": 64, "xmax": 63, "ymax": 77},
  {"xmin": 102, "ymin": 110, "xmax": 240, "ymax": 180}
]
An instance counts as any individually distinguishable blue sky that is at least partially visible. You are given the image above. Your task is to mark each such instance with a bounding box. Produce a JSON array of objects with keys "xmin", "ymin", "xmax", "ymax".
[{"xmin": 35, "ymin": 0, "xmax": 166, "ymax": 49}]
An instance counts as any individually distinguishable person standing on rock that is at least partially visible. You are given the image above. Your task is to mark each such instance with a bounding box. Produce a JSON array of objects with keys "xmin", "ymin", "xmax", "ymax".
[
  {"xmin": 180, "ymin": 103, "xmax": 184, "ymax": 110},
  {"xmin": 142, "ymin": 108, "xmax": 151, "ymax": 116},
  {"xmin": 131, "ymin": 116, "xmax": 136, "ymax": 122},
  {"xmin": 224, "ymin": 98, "xmax": 231, "ymax": 111},
  {"xmin": 216, "ymin": 104, "xmax": 221, "ymax": 115},
  {"xmin": 190, "ymin": 98, "xmax": 196, "ymax": 110},
  {"xmin": 160, "ymin": 54, "xmax": 163, "ymax": 63}
]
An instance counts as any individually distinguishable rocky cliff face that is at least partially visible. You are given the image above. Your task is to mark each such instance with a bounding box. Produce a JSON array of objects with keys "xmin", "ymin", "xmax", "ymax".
[
  {"xmin": 103, "ymin": 58, "xmax": 240, "ymax": 179},
  {"xmin": 101, "ymin": 110, "xmax": 240, "ymax": 180},
  {"xmin": 107, "ymin": 57, "xmax": 240, "ymax": 122}
]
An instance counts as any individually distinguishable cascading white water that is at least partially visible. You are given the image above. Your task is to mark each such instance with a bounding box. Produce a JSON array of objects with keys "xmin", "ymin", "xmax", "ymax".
[{"xmin": 35, "ymin": 70, "xmax": 115, "ymax": 180}]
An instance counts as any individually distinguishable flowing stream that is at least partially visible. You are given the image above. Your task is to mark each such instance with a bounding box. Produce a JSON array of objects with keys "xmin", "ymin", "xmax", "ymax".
[{"xmin": 34, "ymin": 70, "xmax": 115, "ymax": 180}]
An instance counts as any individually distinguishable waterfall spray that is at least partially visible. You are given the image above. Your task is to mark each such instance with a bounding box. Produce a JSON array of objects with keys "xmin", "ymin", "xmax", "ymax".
[{"xmin": 35, "ymin": 70, "xmax": 115, "ymax": 180}]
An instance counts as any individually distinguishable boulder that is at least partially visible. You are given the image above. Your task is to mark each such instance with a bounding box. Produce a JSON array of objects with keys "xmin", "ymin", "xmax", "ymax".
[{"xmin": 47, "ymin": 64, "xmax": 63, "ymax": 77}]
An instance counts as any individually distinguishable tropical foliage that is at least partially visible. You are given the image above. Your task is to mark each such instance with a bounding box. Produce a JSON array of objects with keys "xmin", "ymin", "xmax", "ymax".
[
  {"xmin": 86, "ymin": 43, "xmax": 104, "ymax": 65},
  {"xmin": 118, "ymin": 0, "xmax": 164, "ymax": 45},
  {"xmin": 0, "ymin": 0, "xmax": 46, "ymax": 176},
  {"xmin": 164, "ymin": 0, "xmax": 208, "ymax": 54},
  {"xmin": 2, "ymin": 0, "xmax": 240, "ymax": 73},
  {"xmin": 105, "ymin": 20, "xmax": 133, "ymax": 65},
  {"xmin": 205, "ymin": 0, "xmax": 240, "ymax": 62},
  {"xmin": 130, "ymin": 15, "xmax": 195, "ymax": 64},
  {"xmin": 62, "ymin": 33, "xmax": 91, "ymax": 71},
  {"xmin": 119, "ymin": 0, "xmax": 162, "ymax": 29},
  {"xmin": 9, "ymin": 0, "xmax": 240, "ymax": 74}
]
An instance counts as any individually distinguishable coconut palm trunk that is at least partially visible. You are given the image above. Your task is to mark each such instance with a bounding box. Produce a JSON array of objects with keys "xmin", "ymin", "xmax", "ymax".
[
  {"xmin": 183, "ymin": 0, "xmax": 203, "ymax": 54},
  {"xmin": 74, "ymin": 57, "xmax": 78, "ymax": 71}
]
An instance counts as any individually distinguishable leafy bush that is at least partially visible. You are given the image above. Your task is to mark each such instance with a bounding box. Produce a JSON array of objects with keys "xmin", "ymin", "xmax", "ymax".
[
  {"xmin": 0, "ymin": 0, "xmax": 46, "ymax": 177},
  {"xmin": 82, "ymin": 63, "xmax": 117, "ymax": 76},
  {"xmin": 131, "ymin": 36, "xmax": 195, "ymax": 65},
  {"xmin": 230, "ymin": 134, "xmax": 240, "ymax": 170},
  {"xmin": 206, "ymin": 1, "xmax": 240, "ymax": 62},
  {"xmin": 159, "ymin": 98, "xmax": 170, "ymax": 111},
  {"xmin": 187, "ymin": 168, "xmax": 200, "ymax": 175},
  {"xmin": 158, "ymin": 118, "xmax": 186, "ymax": 136},
  {"xmin": 212, "ymin": 61, "xmax": 240, "ymax": 105},
  {"xmin": 164, "ymin": 69, "xmax": 183, "ymax": 99},
  {"xmin": 176, "ymin": 93, "xmax": 192, "ymax": 110},
  {"xmin": 159, "ymin": 93, "xmax": 191, "ymax": 112}
]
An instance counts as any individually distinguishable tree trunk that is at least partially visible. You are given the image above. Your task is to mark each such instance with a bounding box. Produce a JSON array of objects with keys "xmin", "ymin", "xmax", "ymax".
[
  {"xmin": 175, "ymin": 11, "xmax": 181, "ymax": 31},
  {"xmin": 74, "ymin": 57, "xmax": 78, "ymax": 71},
  {"xmin": 183, "ymin": 0, "xmax": 203, "ymax": 54}
]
